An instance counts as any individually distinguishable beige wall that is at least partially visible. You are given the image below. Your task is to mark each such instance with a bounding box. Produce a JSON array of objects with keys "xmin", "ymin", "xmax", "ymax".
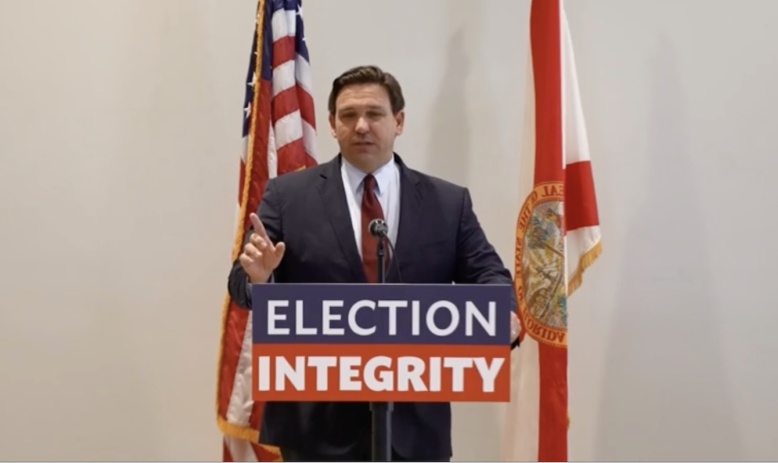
[{"xmin": 1, "ymin": 0, "xmax": 777, "ymax": 460}]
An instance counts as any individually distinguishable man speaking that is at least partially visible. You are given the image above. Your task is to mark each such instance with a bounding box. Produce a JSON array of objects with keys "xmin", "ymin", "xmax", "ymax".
[{"xmin": 227, "ymin": 65, "xmax": 516, "ymax": 462}]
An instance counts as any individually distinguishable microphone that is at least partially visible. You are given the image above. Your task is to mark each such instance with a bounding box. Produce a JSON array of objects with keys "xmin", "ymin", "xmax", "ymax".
[
  {"xmin": 368, "ymin": 218, "xmax": 389, "ymax": 238},
  {"xmin": 367, "ymin": 218, "xmax": 403, "ymax": 282},
  {"xmin": 366, "ymin": 217, "xmax": 398, "ymax": 462}
]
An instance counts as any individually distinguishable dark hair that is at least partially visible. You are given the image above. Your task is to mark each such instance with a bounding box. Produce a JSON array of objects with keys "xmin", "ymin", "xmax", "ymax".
[{"xmin": 327, "ymin": 65, "xmax": 405, "ymax": 115}]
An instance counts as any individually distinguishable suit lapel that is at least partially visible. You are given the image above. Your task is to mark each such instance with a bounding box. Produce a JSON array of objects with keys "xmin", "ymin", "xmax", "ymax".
[
  {"xmin": 389, "ymin": 155, "xmax": 422, "ymax": 283},
  {"xmin": 317, "ymin": 155, "xmax": 366, "ymax": 282}
]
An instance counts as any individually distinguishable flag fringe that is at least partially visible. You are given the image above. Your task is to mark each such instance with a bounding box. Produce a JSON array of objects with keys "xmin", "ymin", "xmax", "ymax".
[
  {"xmin": 218, "ymin": 415, "xmax": 260, "ymax": 443},
  {"xmin": 215, "ymin": 0, "xmax": 266, "ymax": 446},
  {"xmin": 565, "ymin": 240, "xmax": 601, "ymax": 433},
  {"xmin": 567, "ymin": 240, "xmax": 602, "ymax": 296}
]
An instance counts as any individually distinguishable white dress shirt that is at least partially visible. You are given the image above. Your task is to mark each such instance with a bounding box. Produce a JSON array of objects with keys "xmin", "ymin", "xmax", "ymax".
[{"xmin": 340, "ymin": 155, "xmax": 401, "ymax": 257}]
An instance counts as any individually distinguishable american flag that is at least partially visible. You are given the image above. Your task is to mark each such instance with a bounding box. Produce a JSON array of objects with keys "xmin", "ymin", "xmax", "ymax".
[{"xmin": 217, "ymin": 0, "xmax": 316, "ymax": 461}]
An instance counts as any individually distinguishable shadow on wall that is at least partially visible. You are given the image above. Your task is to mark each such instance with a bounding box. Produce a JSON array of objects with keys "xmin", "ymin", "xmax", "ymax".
[
  {"xmin": 424, "ymin": 27, "xmax": 471, "ymax": 187},
  {"xmin": 425, "ymin": 5, "xmax": 508, "ymax": 462},
  {"xmin": 95, "ymin": 0, "xmax": 224, "ymax": 460},
  {"xmin": 593, "ymin": 38, "xmax": 743, "ymax": 460}
]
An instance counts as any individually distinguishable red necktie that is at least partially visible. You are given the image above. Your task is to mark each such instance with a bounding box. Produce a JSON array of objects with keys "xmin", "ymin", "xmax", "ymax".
[{"xmin": 361, "ymin": 174, "xmax": 386, "ymax": 283}]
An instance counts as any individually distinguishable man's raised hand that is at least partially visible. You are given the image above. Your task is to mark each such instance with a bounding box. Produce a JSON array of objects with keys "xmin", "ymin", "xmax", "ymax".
[{"xmin": 238, "ymin": 213, "xmax": 286, "ymax": 283}]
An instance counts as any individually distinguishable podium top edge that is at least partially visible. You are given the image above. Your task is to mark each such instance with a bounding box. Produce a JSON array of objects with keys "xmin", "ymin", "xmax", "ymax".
[{"xmin": 249, "ymin": 282, "xmax": 514, "ymax": 287}]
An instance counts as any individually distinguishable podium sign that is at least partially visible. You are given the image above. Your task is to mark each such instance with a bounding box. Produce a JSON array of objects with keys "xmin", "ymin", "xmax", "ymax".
[{"xmin": 251, "ymin": 283, "xmax": 513, "ymax": 402}]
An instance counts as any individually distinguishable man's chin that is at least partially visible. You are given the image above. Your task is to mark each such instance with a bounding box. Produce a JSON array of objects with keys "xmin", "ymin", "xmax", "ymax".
[{"xmin": 345, "ymin": 147, "xmax": 378, "ymax": 157}]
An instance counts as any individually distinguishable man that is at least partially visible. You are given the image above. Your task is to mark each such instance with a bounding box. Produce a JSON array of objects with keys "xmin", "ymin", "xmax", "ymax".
[{"xmin": 227, "ymin": 65, "xmax": 516, "ymax": 462}]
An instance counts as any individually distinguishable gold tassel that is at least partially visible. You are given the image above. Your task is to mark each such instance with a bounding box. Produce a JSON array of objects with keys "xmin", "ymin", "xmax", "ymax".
[{"xmin": 567, "ymin": 240, "xmax": 602, "ymax": 295}]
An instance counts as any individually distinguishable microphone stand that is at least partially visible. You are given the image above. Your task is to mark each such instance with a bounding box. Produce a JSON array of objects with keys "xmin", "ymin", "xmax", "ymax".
[{"xmin": 371, "ymin": 236, "xmax": 392, "ymax": 462}]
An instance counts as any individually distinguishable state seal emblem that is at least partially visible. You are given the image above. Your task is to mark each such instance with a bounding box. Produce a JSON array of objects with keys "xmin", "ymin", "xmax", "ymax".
[{"xmin": 515, "ymin": 182, "xmax": 567, "ymax": 347}]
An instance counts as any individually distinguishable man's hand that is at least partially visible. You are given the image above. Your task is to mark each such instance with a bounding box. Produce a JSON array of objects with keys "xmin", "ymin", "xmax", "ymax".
[
  {"xmin": 510, "ymin": 311, "xmax": 520, "ymax": 343},
  {"xmin": 238, "ymin": 213, "xmax": 286, "ymax": 283}
]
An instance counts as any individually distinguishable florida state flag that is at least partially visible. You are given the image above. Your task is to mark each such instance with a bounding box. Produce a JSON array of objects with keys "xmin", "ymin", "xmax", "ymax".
[{"xmin": 502, "ymin": 0, "xmax": 602, "ymax": 461}]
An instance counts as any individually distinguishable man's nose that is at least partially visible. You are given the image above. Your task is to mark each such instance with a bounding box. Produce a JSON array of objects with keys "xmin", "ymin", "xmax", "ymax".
[{"xmin": 355, "ymin": 117, "xmax": 369, "ymax": 133}]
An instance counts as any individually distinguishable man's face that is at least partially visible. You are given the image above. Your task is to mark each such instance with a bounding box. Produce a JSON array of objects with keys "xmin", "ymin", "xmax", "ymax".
[{"xmin": 329, "ymin": 83, "xmax": 404, "ymax": 173}]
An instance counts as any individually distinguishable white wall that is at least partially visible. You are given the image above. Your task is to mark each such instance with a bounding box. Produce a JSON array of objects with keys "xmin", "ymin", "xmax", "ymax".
[{"xmin": 1, "ymin": 0, "xmax": 777, "ymax": 461}]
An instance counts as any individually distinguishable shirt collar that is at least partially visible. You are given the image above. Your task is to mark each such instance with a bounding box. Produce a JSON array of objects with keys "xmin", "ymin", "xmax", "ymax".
[{"xmin": 342, "ymin": 154, "xmax": 396, "ymax": 197}]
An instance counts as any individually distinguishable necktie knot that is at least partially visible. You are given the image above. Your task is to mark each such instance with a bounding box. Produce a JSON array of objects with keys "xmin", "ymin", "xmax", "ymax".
[{"xmin": 363, "ymin": 174, "xmax": 376, "ymax": 194}]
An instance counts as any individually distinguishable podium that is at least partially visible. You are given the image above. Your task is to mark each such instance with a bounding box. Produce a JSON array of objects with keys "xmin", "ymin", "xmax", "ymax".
[{"xmin": 251, "ymin": 282, "xmax": 514, "ymax": 461}]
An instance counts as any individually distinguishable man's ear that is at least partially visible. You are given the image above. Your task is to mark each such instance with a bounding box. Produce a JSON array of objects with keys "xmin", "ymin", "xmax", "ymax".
[
  {"xmin": 328, "ymin": 113, "xmax": 337, "ymax": 137},
  {"xmin": 395, "ymin": 110, "xmax": 405, "ymax": 135}
]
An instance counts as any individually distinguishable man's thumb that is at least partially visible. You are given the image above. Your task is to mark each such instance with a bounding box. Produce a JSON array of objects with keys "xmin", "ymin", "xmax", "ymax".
[{"xmin": 274, "ymin": 242, "xmax": 286, "ymax": 258}]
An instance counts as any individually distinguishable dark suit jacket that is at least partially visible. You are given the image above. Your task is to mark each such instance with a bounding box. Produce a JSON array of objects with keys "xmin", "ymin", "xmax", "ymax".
[{"xmin": 227, "ymin": 153, "xmax": 514, "ymax": 460}]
